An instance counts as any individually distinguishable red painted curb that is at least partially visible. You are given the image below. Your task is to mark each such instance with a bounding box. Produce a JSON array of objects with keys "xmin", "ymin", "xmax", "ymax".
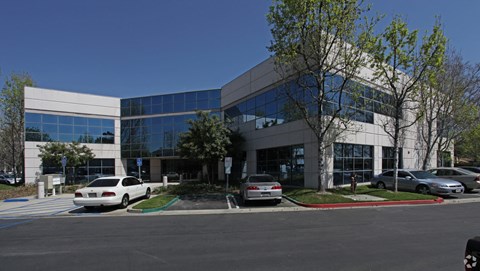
[{"xmin": 289, "ymin": 197, "xmax": 444, "ymax": 209}]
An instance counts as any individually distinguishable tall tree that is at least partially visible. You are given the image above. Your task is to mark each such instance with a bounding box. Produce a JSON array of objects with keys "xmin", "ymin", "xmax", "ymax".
[
  {"xmin": 37, "ymin": 141, "xmax": 95, "ymax": 183},
  {"xmin": 0, "ymin": 73, "xmax": 34, "ymax": 183},
  {"xmin": 369, "ymin": 17, "xmax": 446, "ymax": 192},
  {"xmin": 267, "ymin": 0, "xmax": 378, "ymax": 192},
  {"xmin": 177, "ymin": 111, "xmax": 231, "ymax": 184},
  {"xmin": 418, "ymin": 49, "xmax": 480, "ymax": 169}
]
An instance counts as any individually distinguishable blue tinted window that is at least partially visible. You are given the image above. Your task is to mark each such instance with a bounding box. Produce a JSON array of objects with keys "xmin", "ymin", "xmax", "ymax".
[
  {"xmin": 209, "ymin": 99, "xmax": 220, "ymax": 109},
  {"xmin": 88, "ymin": 118, "xmax": 102, "ymax": 127},
  {"xmin": 186, "ymin": 92, "xmax": 196, "ymax": 101},
  {"xmin": 59, "ymin": 125, "xmax": 73, "ymax": 134},
  {"xmin": 209, "ymin": 89, "xmax": 221, "ymax": 99},
  {"xmin": 162, "ymin": 103, "xmax": 173, "ymax": 113},
  {"xmin": 142, "ymin": 96, "xmax": 152, "ymax": 106},
  {"xmin": 151, "ymin": 104, "xmax": 162, "ymax": 114},
  {"xmin": 43, "ymin": 124, "xmax": 58, "ymax": 133},
  {"xmin": 74, "ymin": 117, "xmax": 87, "ymax": 125},
  {"xmin": 59, "ymin": 116, "xmax": 73, "ymax": 125},
  {"xmin": 185, "ymin": 102, "xmax": 197, "ymax": 111},
  {"xmin": 121, "ymin": 99, "xmax": 130, "ymax": 109},
  {"xmin": 43, "ymin": 114, "xmax": 58, "ymax": 124},
  {"xmin": 59, "ymin": 134, "xmax": 74, "ymax": 142},
  {"xmin": 162, "ymin": 95, "xmax": 173, "ymax": 103},
  {"xmin": 74, "ymin": 126, "xmax": 88, "ymax": 134},
  {"xmin": 174, "ymin": 99, "xmax": 185, "ymax": 112},
  {"xmin": 197, "ymin": 91, "xmax": 208, "ymax": 100},
  {"xmin": 151, "ymin": 95, "xmax": 162, "ymax": 105},
  {"xmin": 197, "ymin": 100, "xmax": 209, "ymax": 110},
  {"xmin": 25, "ymin": 113, "xmax": 42, "ymax": 123},
  {"xmin": 25, "ymin": 122, "xmax": 41, "ymax": 131},
  {"xmin": 102, "ymin": 119, "xmax": 114, "ymax": 128},
  {"xmin": 88, "ymin": 127, "xmax": 102, "ymax": 135}
]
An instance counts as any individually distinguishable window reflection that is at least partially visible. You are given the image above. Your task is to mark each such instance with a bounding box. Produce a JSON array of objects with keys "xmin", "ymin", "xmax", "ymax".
[{"xmin": 25, "ymin": 113, "xmax": 115, "ymax": 144}]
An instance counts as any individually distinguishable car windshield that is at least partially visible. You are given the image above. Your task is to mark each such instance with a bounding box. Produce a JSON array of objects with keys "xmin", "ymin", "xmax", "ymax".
[
  {"xmin": 249, "ymin": 175, "xmax": 274, "ymax": 182},
  {"xmin": 87, "ymin": 178, "xmax": 120, "ymax": 187},
  {"xmin": 410, "ymin": 171, "xmax": 437, "ymax": 179}
]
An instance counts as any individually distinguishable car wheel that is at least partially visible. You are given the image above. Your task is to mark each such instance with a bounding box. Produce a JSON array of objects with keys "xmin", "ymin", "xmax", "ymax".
[
  {"xmin": 377, "ymin": 182, "xmax": 386, "ymax": 189},
  {"xmin": 120, "ymin": 195, "xmax": 129, "ymax": 208},
  {"xmin": 84, "ymin": 206, "xmax": 95, "ymax": 211},
  {"xmin": 274, "ymin": 199, "xmax": 282, "ymax": 205},
  {"xmin": 144, "ymin": 188, "xmax": 151, "ymax": 199},
  {"xmin": 416, "ymin": 185, "xmax": 430, "ymax": 195}
]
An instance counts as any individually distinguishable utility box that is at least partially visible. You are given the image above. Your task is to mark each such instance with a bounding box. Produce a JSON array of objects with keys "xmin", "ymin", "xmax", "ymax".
[{"xmin": 40, "ymin": 174, "xmax": 63, "ymax": 196}]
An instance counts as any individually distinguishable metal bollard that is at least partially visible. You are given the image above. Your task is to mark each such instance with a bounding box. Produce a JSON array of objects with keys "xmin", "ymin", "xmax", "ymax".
[
  {"xmin": 163, "ymin": 175, "xmax": 168, "ymax": 188},
  {"xmin": 37, "ymin": 181, "xmax": 45, "ymax": 199}
]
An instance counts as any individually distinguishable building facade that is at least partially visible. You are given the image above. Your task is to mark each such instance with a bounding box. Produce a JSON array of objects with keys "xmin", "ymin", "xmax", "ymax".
[{"xmin": 23, "ymin": 57, "xmax": 438, "ymax": 188}]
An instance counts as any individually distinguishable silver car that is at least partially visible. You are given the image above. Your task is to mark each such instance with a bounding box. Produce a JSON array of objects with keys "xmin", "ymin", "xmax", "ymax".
[
  {"xmin": 371, "ymin": 169, "xmax": 464, "ymax": 195},
  {"xmin": 427, "ymin": 167, "xmax": 480, "ymax": 192},
  {"xmin": 239, "ymin": 174, "xmax": 282, "ymax": 205}
]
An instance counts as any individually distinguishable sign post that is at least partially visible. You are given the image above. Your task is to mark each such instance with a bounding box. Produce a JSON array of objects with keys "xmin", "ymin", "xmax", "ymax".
[
  {"xmin": 136, "ymin": 158, "xmax": 143, "ymax": 180},
  {"xmin": 225, "ymin": 157, "xmax": 232, "ymax": 192},
  {"xmin": 61, "ymin": 156, "xmax": 67, "ymax": 194}
]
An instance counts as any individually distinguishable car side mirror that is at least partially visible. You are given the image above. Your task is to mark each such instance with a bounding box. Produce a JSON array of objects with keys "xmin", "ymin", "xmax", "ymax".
[{"xmin": 405, "ymin": 176, "xmax": 412, "ymax": 180}]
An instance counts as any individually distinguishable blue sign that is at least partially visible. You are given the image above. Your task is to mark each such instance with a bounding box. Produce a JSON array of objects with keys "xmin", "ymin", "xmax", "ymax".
[
  {"xmin": 136, "ymin": 158, "xmax": 143, "ymax": 167},
  {"xmin": 61, "ymin": 156, "xmax": 67, "ymax": 167}
]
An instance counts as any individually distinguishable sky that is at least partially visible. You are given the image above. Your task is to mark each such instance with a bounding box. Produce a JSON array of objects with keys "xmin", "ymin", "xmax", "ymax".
[{"xmin": 0, "ymin": 0, "xmax": 479, "ymax": 98}]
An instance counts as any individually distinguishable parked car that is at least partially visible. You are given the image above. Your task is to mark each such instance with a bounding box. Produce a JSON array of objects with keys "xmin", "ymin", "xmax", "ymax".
[
  {"xmin": 427, "ymin": 167, "xmax": 480, "ymax": 192},
  {"xmin": 0, "ymin": 174, "xmax": 17, "ymax": 185},
  {"xmin": 239, "ymin": 174, "xmax": 282, "ymax": 204},
  {"xmin": 73, "ymin": 176, "xmax": 151, "ymax": 210},
  {"xmin": 371, "ymin": 169, "xmax": 464, "ymax": 195},
  {"xmin": 459, "ymin": 166, "xmax": 480, "ymax": 174},
  {"xmin": 0, "ymin": 175, "xmax": 11, "ymax": 185}
]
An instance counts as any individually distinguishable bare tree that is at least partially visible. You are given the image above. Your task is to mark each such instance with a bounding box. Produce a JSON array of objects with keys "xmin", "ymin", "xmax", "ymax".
[
  {"xmin": 0, "ymin": 73, "xmax": 34, "ymax": 183},
  {"xmin": 418, "ymin": 49, "xmax": 480, "ymax": 169}
]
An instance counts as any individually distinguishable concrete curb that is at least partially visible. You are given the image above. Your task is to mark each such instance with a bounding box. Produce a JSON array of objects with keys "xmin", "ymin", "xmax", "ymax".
[{"xmin": 284, "ymin": 195, "xmax": 444, "ymax": 209}]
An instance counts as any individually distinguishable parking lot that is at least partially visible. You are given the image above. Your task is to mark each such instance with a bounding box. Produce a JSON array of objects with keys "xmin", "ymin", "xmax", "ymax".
[{"xmin": 166, "ymin": 194, "xmax": 298, "ymax": 211}]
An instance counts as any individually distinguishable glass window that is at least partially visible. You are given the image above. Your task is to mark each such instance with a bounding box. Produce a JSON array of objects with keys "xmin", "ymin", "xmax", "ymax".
[
  {"xmin": 25, "ymin": 113, "xmax": 42, "ymax": 123},
  {"xmin": 59, "ymin": 116, "xmax": 73, "ymax": 125},
  {"xmin": 333, "ymin": 143, "xmax": 374, "ymax": 185},
  {"xmin": 88, "ymin": 118, "xmax": 102, "ymax": 127},
  {"xmin": 59, "ymin": 125, "xmax": 73, "ymax": 134},
  {"xmin": 74, "ymin": 117, "xmax": 87, "ymax": 126},
  {"xmin": 43, "ymin": 114, "xmax": 58, "ymax": 124}
]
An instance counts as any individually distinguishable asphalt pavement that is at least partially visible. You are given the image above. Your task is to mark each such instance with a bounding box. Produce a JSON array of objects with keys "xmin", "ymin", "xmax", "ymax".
[{"xmin": 1, "ymin": 189, "xmax": 480, "ymax": 219}]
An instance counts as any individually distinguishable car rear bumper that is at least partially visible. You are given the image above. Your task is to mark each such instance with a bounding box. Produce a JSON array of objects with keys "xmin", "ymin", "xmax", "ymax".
[
  {"xmin": 245, "ymin": 191, "xmax": 283, "ymax": 201},
  {"xmin": 73, "ymin": 197, "xmax": 122, "ymax": 207}
]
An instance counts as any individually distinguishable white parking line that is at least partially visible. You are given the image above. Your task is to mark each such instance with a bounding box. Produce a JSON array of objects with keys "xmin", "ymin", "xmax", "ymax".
[{"xmin": 0, "ymin": 198, "xmax": 78, "ymax": 219}]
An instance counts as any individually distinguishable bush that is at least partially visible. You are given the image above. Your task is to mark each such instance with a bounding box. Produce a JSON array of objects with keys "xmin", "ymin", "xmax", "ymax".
[{"xmin": 0, "ymin": 184, "xmax": 37, "ymax": 200}]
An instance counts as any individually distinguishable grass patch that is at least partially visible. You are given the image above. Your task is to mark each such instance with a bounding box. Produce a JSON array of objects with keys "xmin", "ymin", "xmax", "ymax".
[
  {"xmin": 283, "ymin": 188, "xmax": 356, "ymax": 204},
  {"xmin": 133, "ymin": 195, "xmax": 177, "ymax": 210},
  {"xmin": 0, "ymin": 184, "xmax": 16, "ymax": 191},
  {"xmin": 284, "ymin": 185, "xmax": 437, "ymax": 204}
]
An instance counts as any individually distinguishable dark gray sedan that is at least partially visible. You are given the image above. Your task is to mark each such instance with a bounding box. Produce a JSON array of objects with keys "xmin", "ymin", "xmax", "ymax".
[
  {"xmin": 371, "ymin": 169, "xmax": 464, "ymax": 195},
  {"xmin": 239, "ymin": 174, "xmax": 282, "ymax": 205}
]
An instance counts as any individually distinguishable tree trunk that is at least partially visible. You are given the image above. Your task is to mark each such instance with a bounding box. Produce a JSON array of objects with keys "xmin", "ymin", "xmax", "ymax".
[
  {"xmin": 421, "ymin": 118, "xmax": 434, "ymax": 170},
  {"xmin": 393, "ymin": 117, "xmax": 401, "ymax": 193},
  {"xmin": 317, "ymin": 139, "xmax": 326, "ymax": 193}
]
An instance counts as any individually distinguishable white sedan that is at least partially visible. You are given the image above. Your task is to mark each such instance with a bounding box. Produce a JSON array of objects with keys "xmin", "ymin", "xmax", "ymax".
[{"xmin": 73, "ymin": 176, "xmax": 151, "ymax": 209}]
